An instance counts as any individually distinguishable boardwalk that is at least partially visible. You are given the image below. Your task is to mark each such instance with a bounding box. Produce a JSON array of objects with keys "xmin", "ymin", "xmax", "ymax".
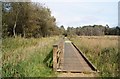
[{"xmin": 58, "ymin": 38, "xmax": 96, "ymax": 73}]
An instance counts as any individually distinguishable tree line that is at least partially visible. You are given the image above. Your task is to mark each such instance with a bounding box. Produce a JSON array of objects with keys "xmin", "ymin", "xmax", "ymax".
[
  {"xmin": 66, "ymin": 25, "xmax": 120, "ymax": 36},
  {"xmin": 2, "ymin": 2, "xmax": 120, "ymax": 38},
  {"xmin": 2, "ymin": 2, "xmax": 63, "ymax": 38}
]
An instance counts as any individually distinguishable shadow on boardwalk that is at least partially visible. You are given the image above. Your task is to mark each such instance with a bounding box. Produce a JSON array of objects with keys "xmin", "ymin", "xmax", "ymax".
[{"xmin": 43, "ymin": 49, "xmax": 53, "ymax": 68}]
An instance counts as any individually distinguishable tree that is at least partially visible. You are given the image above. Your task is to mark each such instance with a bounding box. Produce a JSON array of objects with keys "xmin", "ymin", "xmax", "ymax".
[
  {"xmin": 2, "ymin": 2, "xmax": 60, "ymax": 38},
  {"xmin": 60, "ymin": 25, "xmax": 66, "ymax": 35},
  {"xmin": 2, "ymin": 2, "xmax": 31, "ymax": 37}
]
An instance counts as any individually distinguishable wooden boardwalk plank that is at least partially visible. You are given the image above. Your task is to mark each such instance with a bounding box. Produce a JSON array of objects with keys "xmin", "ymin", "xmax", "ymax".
[{"xmin": 60, "ymin": 40, "xmax": 94, "ymax": 72}]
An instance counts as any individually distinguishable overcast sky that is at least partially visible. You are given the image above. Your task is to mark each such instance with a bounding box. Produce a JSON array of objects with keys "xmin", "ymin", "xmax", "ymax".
[{"xmin": 32, "ymin": 0, "xmax": 119, "ymax": 29}]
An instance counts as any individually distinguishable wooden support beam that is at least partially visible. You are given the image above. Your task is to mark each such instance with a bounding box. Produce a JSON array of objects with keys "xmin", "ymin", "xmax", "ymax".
[{"xmin": 53, "ymin": 44, "xmax": 58, "ymax": 71}]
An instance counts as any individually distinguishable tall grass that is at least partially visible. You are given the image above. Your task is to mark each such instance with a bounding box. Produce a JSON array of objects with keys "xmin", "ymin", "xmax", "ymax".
[
  {"xmin": 70, "ymin": 36, "xmax": 118, "ymax": 77},
  {"xmin": 2, "ymin": 36, "xmax": 59, "ymax": 77}
]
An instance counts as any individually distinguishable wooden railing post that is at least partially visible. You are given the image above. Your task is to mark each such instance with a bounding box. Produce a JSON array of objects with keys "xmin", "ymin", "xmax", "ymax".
[{"xmin": 53, "ymin": 44, "xmax": 58, "ymax": 71}]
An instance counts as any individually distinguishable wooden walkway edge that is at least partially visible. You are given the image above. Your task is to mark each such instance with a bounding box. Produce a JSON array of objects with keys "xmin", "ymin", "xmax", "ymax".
[{"xmin": 53, "ymin": 37, "xmax": 98, "ymax": 73}]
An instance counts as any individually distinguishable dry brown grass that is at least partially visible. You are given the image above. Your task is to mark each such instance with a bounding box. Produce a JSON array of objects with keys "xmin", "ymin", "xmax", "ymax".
[{"xmin": 78, "ymin": 36, "xmax": 118, "ymax": 48}]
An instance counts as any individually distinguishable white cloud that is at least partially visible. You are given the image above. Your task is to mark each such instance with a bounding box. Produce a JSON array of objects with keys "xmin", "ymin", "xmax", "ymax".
[{"xmin": 30, "ymin": 0, "xmax": 118, "ymax": 28}]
